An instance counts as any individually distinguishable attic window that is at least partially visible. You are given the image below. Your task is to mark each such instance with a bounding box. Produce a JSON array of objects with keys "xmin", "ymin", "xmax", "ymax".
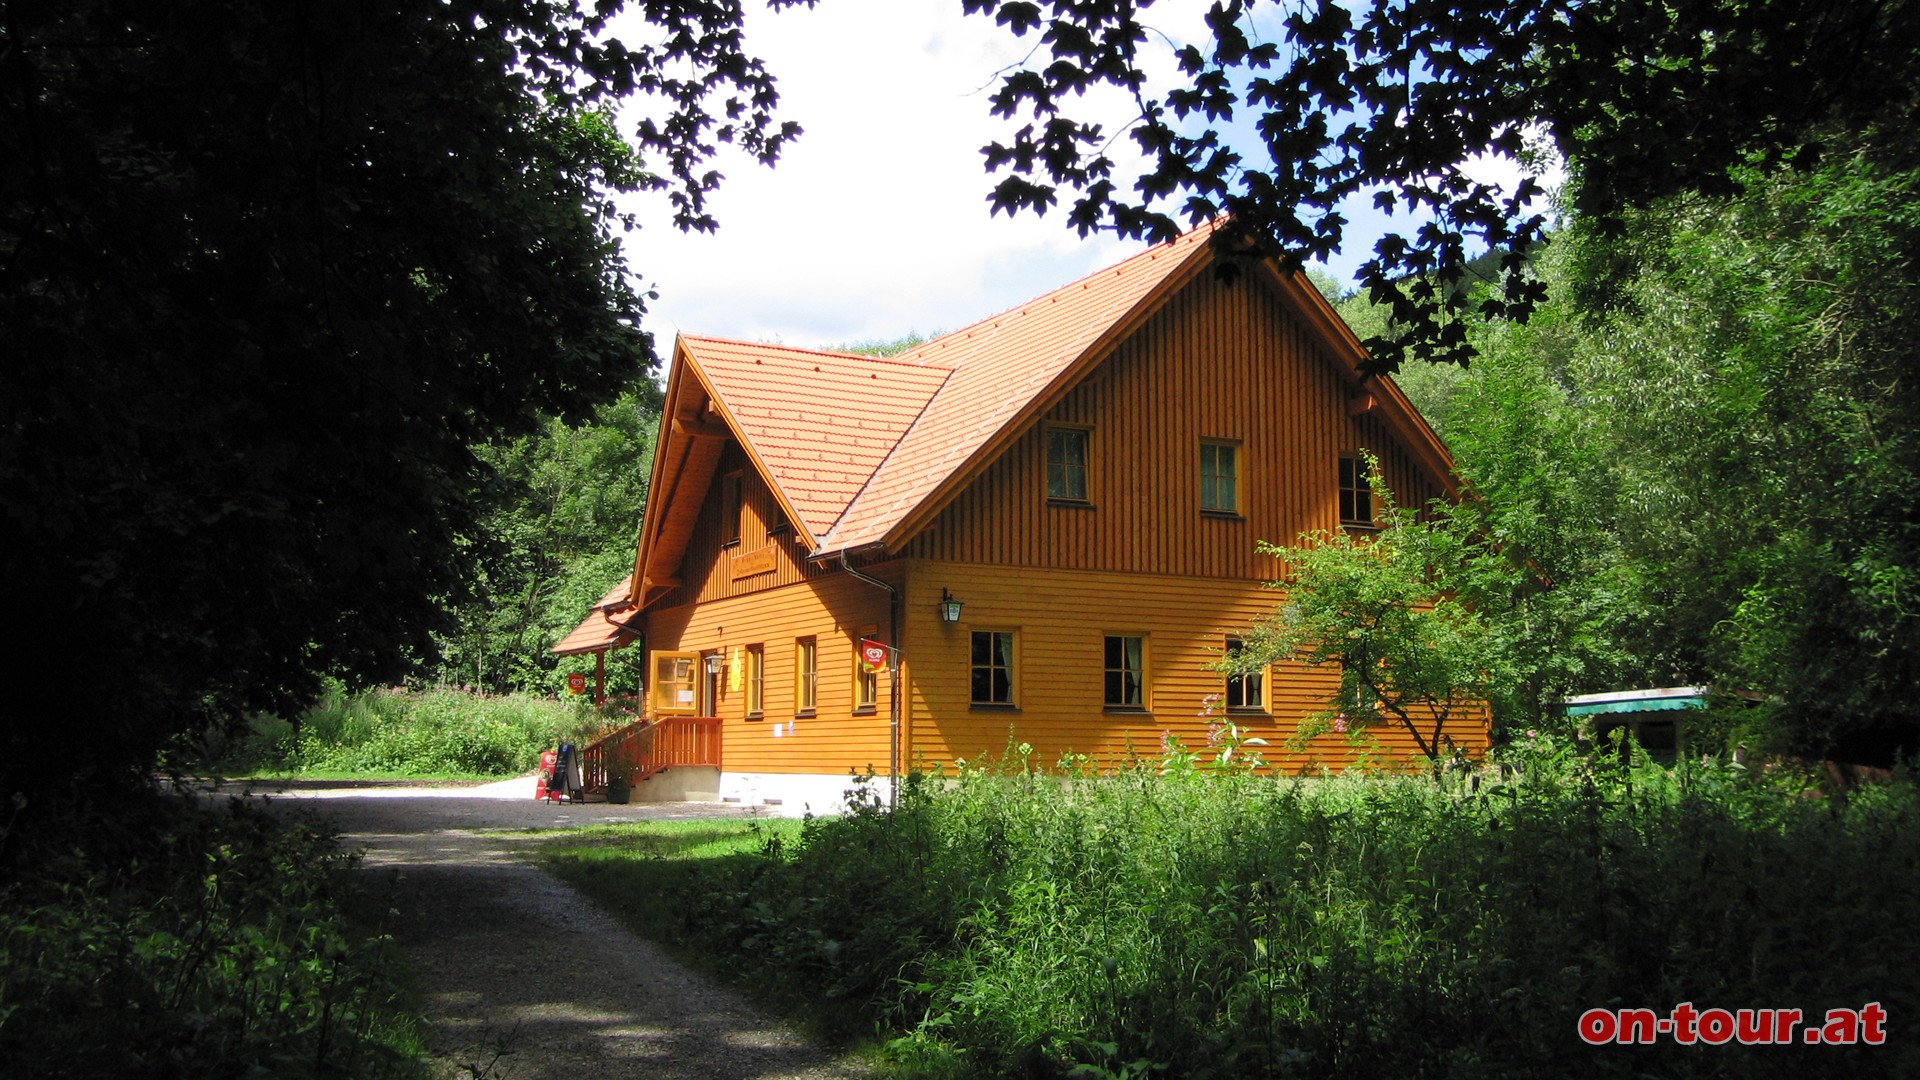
[
  {"xmin": 1200, "ymin": 440, "xmax": 1239, "ymax": 514},
  {"xmin": 721, "ymin": 471, "xmax": 743, "ymax": 546},
  {"xmin": 1046, "ymin": 425, "xmax": 1090, "ymax": 503},
  {"xmin": 1339, "ymin": 455, "xmax": 1374, "ymax": 526}
]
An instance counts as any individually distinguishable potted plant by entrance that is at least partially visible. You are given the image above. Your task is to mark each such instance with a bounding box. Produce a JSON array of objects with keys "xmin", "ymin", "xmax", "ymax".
[{"xmin": 606, "ymin": 766, "xmax": 632, "ymax": 804}]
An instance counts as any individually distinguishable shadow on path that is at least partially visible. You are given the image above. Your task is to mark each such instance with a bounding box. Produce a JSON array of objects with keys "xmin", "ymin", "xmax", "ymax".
[{"xmin": 249, "ymin": 789, "xmax": 863, "ymax": 1080}]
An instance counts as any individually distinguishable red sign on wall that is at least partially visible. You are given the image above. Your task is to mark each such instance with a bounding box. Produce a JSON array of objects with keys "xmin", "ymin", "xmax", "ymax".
[
  {"xmin": 860, "ymin": 638, "xmax": 890, "ymax": 673},
  {"xmin": 566, "ymin": 672, "xmax": 587, "ymax": 695}
]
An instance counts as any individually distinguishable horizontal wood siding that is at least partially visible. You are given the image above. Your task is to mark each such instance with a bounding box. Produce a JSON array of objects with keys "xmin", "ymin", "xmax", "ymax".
[
  {"xmin": 654, "ymin": 440, "xmax": 838, "ymax": 610},
  {"xmin": 903, "ymin": 267, "xmax": 1447, "ymax": 572},
  {"xmin": 901, "ymin": 560, "xmax": 1489, "ymax": 774},
  {"xmin": 643, "ymin": 563, "xmax": 900, "ymax": 775}
]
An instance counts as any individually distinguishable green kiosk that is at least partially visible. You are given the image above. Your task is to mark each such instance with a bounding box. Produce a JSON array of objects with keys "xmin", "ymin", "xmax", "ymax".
[{"xmin": 1560, "ymin": 686, "xmax": 1715, "ymax": 763}]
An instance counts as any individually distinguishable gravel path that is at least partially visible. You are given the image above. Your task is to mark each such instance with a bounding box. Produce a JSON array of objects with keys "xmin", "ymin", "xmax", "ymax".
[{"xmin": 240, "ymin": 779, "xmax": 868, "ymax": 1080}]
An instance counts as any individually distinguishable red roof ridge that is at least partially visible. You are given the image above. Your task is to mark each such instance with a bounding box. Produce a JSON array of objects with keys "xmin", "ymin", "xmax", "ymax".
[
  {"xmin": 884, "ymin": 224, "xmax": 1219, "ymax": 370},
  {"xmin": 811, "ymin": 221, "xmax": 1226, "ymax": 553},
  {"xmin": 677, "ymin": 333, "xmax": 938, "ymax": 371}
]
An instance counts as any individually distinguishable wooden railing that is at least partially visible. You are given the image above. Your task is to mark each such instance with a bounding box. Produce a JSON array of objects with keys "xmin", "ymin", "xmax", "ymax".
[{"xmin": 580, "ymin": 715, "xmax": 723, "ymax": 793}]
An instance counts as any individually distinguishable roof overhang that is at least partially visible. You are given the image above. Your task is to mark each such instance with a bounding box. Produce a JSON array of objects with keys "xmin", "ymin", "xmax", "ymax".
[{"xmin": 550, "ymin": 575, "xmax": 641, "ymax": 656}]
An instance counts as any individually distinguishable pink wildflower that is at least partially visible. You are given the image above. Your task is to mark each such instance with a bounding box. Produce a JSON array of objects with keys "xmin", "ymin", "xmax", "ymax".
[{"xmin": 1333, "ymin": 713, "xmax": 1348, "ymax": 734}]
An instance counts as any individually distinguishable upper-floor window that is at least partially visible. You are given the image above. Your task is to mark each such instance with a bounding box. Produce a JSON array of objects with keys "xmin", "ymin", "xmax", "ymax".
[
  {"xmin": 1339, "ymin": 454, "xmax": 1374, "ymax": 525},
  {"xmin": 1046, "ymin": 425, "xmax": 1090, "ymax": 502},
  {"xmin": 970, "ymin": 630, "xmax": 1016, "ymax": 706},
  {"xmin": 721, "ymin": 471, "xmax": 744, "ymax": 545},
  {"xmin": 1200, "ymin": 440, "xmax": 1239, "ymax": 513},
  {"xmin": 1224, "ymin": 637, "xmax": 1265, "ymax": 712},
  {"xmin": 1104, "ymin": 634, "xmax": 1147, "ymax": 709}
]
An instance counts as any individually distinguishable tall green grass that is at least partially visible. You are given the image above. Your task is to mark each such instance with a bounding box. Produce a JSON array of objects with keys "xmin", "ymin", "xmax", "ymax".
[
  {"xmin": 210, "ymin": 682, "xmax": 605, "ymax": 778},
  {"xmin": 549, "ymin": 739, "xmax": 1920, "ymax": 1078}
]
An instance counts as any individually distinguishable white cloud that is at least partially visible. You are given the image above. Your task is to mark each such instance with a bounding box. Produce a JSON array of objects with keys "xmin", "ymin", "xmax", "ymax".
[
  {"xmin": 610, "ymin": 0, "xmax": 1141, "ymax": 349},
  {"xmin": 604, "ymin": 3, "xmax": 1553, "ymax": 346}
]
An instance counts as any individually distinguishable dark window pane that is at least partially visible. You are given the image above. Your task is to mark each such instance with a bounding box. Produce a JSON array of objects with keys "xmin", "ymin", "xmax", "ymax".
[
  {"xmin": 1201, "ymin": 443, "xmax": 1237, "ymax": 511},
  {"xmin": 1340, "ymin": 456, "xmax": 1372, "ymax": 522},
  {"xmin": 1105, "ymin": 635, "xmax": 1144, "ymax": 706},
  {"xmin": 972, "ymin": 632, "xmax": 1014, "ymax": 703},
  {"xmin": 1047, "ymin": 428, "xmax": 1088, "ymax": 500}
]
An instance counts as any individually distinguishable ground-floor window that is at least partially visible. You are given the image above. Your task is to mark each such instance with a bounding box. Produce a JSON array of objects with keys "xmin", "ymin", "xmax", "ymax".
[
  {"xmin": 1224, "ymin": 637, "xmax": 1265, "ymax": 711},
  {"xmin": 854, "ymin": 626, "xmax": 879, "ymax": 711},
  {"xmin": 745, "ymin": 644, "xmax": 764, "ymax": 717},
  {"xmin": 1104, "ymin": 634, "xmax": 1147, "ymax": 708},
  {"xmin": 795, "ymin": 637, "xmax": 817, "ymax": 714},
  {"xmin": 650, "ymin": 651, "xmax": 698, "ymax": 715},
  {"xmin": 970, "ymin": 630, "xmax": 1015, "ymax": 705}
]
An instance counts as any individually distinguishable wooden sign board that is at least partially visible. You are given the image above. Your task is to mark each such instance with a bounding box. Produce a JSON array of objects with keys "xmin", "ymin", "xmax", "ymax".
[{"xmin": 731, "ymin": 545, "xmax": 777, "ymax": 579}]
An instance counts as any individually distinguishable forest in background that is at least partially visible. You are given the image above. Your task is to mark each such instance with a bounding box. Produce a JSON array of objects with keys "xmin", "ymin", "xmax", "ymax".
[
  {"xmin": 1336, "ymin": 142, "xmax": 1918, "ymax": 762},
  {"xmin": 437, "ymin": 384, "xmax": 659, "ymax": 700}
]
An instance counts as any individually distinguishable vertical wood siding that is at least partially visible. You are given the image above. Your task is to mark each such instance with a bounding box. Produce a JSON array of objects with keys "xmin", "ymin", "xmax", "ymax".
[
  {"xmin": 902, "ymin": 268, "xmax": 1445, "ymax": 572},
  {"xmin": 653, "ymin": 440, "xmax": 839, "ymax": 611}
]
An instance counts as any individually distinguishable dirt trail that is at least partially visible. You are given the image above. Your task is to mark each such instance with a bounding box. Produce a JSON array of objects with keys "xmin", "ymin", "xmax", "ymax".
[{"xmin": 242, "ymin": 780, "xmax": 865, "ymax": 1080}]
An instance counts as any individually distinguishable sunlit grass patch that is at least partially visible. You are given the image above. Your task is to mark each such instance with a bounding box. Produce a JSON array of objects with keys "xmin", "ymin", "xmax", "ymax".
[{"xmin": 539, "ymin": 817, "xmax": 803, "ymax": 861}]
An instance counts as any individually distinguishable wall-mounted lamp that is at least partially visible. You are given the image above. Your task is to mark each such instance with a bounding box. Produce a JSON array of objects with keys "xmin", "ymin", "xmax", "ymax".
[
  {"xmin": 703, "ymin": 653, "xmax": 724, "ymax": 675},
  {"xmin": 939, "ymin": 588, "xmax": 964, "ymax": 624}
]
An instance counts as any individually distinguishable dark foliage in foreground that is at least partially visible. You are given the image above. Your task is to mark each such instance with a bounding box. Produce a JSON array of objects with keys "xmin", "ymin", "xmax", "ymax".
[
  {"xmin": 0, "ymin": 0, "xmax": 796, "ymax": 805},
  {"xmin": 0, "ymin": 793, "xmax": 421, "ymax": 1079}
]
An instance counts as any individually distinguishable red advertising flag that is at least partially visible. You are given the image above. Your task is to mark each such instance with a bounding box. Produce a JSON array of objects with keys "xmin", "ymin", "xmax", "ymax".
[
  {"xmin": 566, "ymin": 672, "xmax": 587, "ymax": 695},
  {"xmin": 860, "ymin": 638, "xmax": 890, "ymax": 673}
]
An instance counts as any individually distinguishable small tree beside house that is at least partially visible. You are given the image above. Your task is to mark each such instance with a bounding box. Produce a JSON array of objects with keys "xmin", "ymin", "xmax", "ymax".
[{"xmin": 1227, "ymin": 456, "xmax": 1507, "ymax": 774}]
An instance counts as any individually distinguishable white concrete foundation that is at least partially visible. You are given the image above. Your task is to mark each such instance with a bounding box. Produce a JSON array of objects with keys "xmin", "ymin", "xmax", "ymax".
[
  {"xmin": 628, "ymin": 765, "xmax": 721, "ymax": 803},
  {"xmin": 711, "ymin": 771, "xmax": 897, "ymax": 817}
]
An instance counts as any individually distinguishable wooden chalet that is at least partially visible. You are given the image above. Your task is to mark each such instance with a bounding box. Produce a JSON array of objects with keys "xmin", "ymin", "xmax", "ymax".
[{"xmin": 557, "ymin": 222, "xmax": 1485, "ymax": 807}]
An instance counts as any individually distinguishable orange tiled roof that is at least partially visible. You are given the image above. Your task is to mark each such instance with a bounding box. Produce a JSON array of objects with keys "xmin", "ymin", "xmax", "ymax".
[
  {"xmin": 681, "ymin": 223, "xmax": 1223, "ymax": 560},
  {"xmin": 680, "ymin": 338, "xmax": 949, "ymax": 539},
  {"xmin": 550, "ymin": 574, "xmax": 638, "ymax": 655},
  {"xmin": 817, "ymin": 225, "xmax": 1221, "ymax": 551}
]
